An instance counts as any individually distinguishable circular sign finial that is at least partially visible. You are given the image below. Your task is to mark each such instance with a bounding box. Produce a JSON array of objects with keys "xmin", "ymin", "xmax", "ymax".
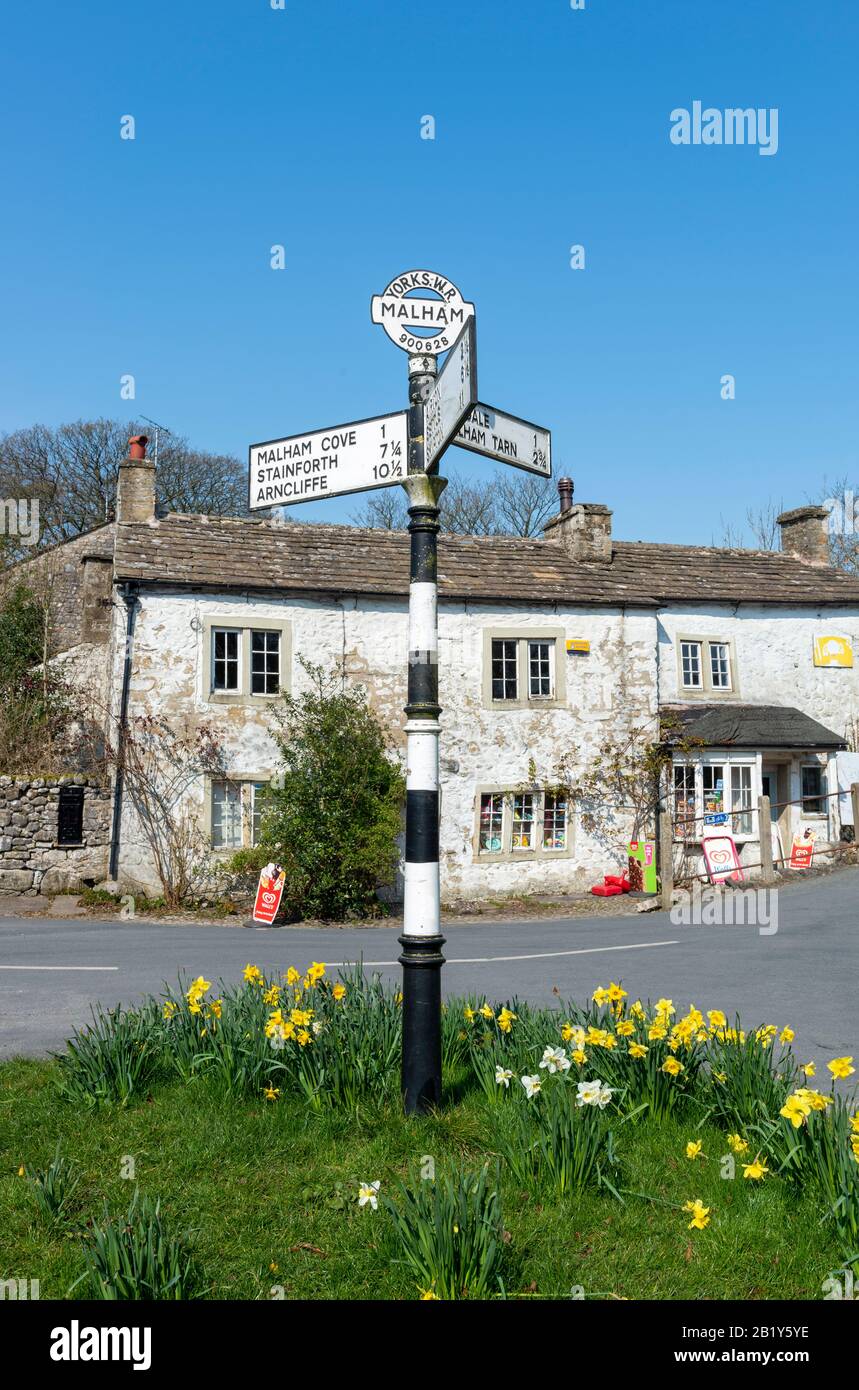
[{"xmin": 370, "ymin": 269, "xmax": 475, "ymax": 356}]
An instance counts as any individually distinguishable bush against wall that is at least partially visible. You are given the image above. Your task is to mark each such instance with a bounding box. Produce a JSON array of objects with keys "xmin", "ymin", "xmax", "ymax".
[
  {"xmin": 0, "ymin": 580, "xmax": 82, "ymax": 774},
  {"xmin": 257, "ymin": 661, "xmax": 405, "ymax": 920}
]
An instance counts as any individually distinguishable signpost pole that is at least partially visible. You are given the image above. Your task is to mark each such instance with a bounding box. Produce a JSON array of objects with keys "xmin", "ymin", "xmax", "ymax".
[{"xmin": 399, "ymin": 352, "xmax": 447, "ymax": 1114}]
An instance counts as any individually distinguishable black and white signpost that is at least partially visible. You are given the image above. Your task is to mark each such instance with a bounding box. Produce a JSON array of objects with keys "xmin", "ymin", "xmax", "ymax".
[{"xmin": 248, "ymin": 268, "xmax": 549, "ymax": 1115}]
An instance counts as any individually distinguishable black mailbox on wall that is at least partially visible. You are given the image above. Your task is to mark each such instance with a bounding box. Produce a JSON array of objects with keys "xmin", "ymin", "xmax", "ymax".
[{"xmin": 57, "ymin": 785, "xmax": 85, "ymax": 845}]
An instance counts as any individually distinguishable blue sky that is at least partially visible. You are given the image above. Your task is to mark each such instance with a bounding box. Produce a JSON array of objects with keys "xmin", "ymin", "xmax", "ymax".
[{"xmin": 1, "ymin": 0, "xmax": 856, "ymax": 543}]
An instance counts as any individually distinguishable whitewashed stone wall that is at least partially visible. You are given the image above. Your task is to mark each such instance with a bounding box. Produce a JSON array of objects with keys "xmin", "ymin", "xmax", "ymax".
[
  {"xmin": 657, "ymin": 603, "xmax": 859, "ymax": 738},
  {"xmin": 112, "ymin": 589, "xmax": 658, "ymax": 899}
]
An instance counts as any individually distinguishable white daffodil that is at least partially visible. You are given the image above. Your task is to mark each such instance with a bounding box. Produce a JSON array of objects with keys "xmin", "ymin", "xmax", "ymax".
[
  {"xmin": 540, "ymin": 1046, "xmax": 571, "ymax": 1074},
  {"xmin": 312, "ymin": 1020, "xmax": 324, "ymax": 1035},
  {"xmin": 358, "ymin": 1180, "xmax": 380, "ymax": 1209},
  {"xmin": 495, "ymin": 1066, "xmax": 513, "ymax": 1088},
  {"xmin": 576, "ymin": 1079, "xmax": 614, "ymax": 1108},
  {"xmin": 521, "ymin": 1074, "xmax": 542, "ymax": 1099},
  {"xmin": 596, "ymin": 1082, "xmax": 614, "ymax": 1109}
]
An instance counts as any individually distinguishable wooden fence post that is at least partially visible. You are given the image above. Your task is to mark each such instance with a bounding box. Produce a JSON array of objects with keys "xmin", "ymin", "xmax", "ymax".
[
  {"xmin": 659, "ymin": 808, "xmax": 674, "ymax": 910},
  {"xmin": 758, "ymin": 795, "xmax": 775, "ymax": 884}
]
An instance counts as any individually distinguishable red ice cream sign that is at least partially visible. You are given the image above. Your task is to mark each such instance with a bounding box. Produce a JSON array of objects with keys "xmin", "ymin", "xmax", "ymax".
[{"xmin": 253, "ymin": 864, "xmax": 286, "ymax": 924}]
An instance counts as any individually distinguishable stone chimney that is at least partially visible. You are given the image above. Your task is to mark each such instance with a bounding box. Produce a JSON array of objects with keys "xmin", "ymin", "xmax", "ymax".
[
  {"xmin": 543, "ymin": 477, "xmax": 613, "ymax": 563},
  {"xmin": 776, "ymin": 505, "xmax": 830, "ymax": 566},
  {"xmin": 116, "ymin": 435, "xmax": 156, "ymax": 524}
]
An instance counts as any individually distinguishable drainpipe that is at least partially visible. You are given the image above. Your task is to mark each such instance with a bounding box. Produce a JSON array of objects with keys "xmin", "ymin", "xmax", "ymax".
[{"xmin": 108, "ymin": 582, "xmax": 139, "ymax": 881}]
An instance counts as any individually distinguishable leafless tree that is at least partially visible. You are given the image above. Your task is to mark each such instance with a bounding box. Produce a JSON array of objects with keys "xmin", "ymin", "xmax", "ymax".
[
  {"xmin": 0, "ymin": 418, "xmax": 250, "ymax": 563},
  {"xmin": 716, "ymin": 499, "xmax": 783, "ymax": 551},
  {"xmin": 350, "ymin": 468, "xmax": 557, "ymax": 537}
]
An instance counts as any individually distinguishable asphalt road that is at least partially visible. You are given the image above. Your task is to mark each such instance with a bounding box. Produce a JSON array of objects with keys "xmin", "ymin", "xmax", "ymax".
[{"xmin": 1, "ymin": 869, "xmax": 857, "ymax": 1069}]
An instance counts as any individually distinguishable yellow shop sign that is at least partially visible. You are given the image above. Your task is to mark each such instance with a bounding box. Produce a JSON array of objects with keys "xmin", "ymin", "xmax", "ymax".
[{"xmin": 813, "ymin": 635, "xmax": 854, "ymax": 668}]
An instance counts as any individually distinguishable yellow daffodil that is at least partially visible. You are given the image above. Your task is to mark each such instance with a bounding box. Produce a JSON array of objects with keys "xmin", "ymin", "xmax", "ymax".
[
  {"xmin": 780, "ymin": 1093, "xmax": 812, "ymax": 1128},
  {"xmin": 685, "ymin": 1140, "xmax": 704, "ymax": 1161},
  {"xmin": 284, "ymin": 967, "xmax": 301, "ymax": 985},
  {"xmin": 333, "ymin": 983, "xmax": 346, "ymax": 1001},
  {"xmin": 616, "ymin": 1020, "xmax": 634, "ymax": 1037},
  {"xmin": 629, "ymin": 1042, "xmax": 648, "ymax": 1059},
  {"xmin": 662, "ymin": 1057, "xmax": 684, "ymax": 1077},
  {"xmin": 779, "ymin": 1026, "xmax": 794, "ymax": 1044},
  {"xmin": 420, "ymin": 1287, "xmax": 440, "ymax": 1300},
  {"xmin": 727, "ymin": 1133, "xmax": 749, "ymax": 1154},
  {"xmin": 707, "ymin": 1010, "xmax": 726, "ymax": 1029},
  {"xmin": 497, "ymin": 1007, "xmax": 517, "ymax": 1034},
  {"xmin": 655, "ymin": 998, "xmax": 675, "ymax": 1019},
  {"xmin": 682, "ymin": 1199, "xmax": 710, "ymax": 1230},
  {"xmin": 306, "ymin": 962, "xmax": 326, "ymax": 985},
  {"xmin": 607, "ymin": 983, "xmax": 627, "ymax": 1003},
  {"xmin": 592, "ymin": 986, "xmax": 610, "ymax": 1006},
  {"xmin": 742, "ymin": 1157, "xmax": 769, "ymax": 1180},
  {"xmin": 296, "ymin": 1028, "xmax": 312, "ymax": 1046},
  {"xmin": 648, "ymin": 1023, "xmax": 668, "ymax": 1041},
  {"xmin": 162, "ymin": 1001, "xmax": 177, "ymax": 1020},
  {"xmin": 263, "ymin": 1085, "xmax": 280, "ymax": 1101},
  {"xmin": 828, "ymin": 1056, "xmax": 855, "ymax": 1080},
  {"xmin": 479, "ymin": 1005, "xmax": 495, "ymax": 1020},
  {"xmin": 243, "ymin": 964, "xmax": 263, "ymax": 985},
  {"xmin": 263, "ymin": 985, "xmax": 281, "ymax": 1005},
  {"xmin": 630, "ymin": 1000, "xmax": 645, "ymax": 1019},
  {"xmin": 801, "ymin": 1062, "xmax": 816, "ymax": 1078},
  {"xmin": 571, "ymin": 1049, "xmax": 587, "ymax": 1066},
  {"xmin": 17, "ymin": 1165, "xmax": 25, "ymax": 1176}
]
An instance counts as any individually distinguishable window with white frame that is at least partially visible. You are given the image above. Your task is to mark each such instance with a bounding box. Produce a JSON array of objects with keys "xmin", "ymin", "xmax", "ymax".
[
  {"xmin": 211, "ymin": 779, "xmax": 242, "ymax": 849},
  {"xmin": 680, "ymin": 641, "xmax": 702, "ymax": 688},
  {"xmin": 709, "ymin": 642, "xmax": 731, "ymax": 689},
  {"xmin": 511, "ymin": 793, "xmax": 535, "ymax": 849},
  {"xmin": 491, "ymin": 640, "xmax": 518, "ymax": 701},
  {"xmin": 801, "ymin": 764, "xmax": 827, "ymax": 815},
  {"xmin": 478, "ymin": 792, "xmax": 504, "ymax": 852},
  {"xmin": 730, "ymin": 765, "xmax": 753, "ymax": 834},
  {"xmin": 211, "ymin": 779, "xmax": 270, "ymax": 850},
  {"xmin": 486, "ymin": 633, "xmax": 561, "ymax": 706},
  {"xmin": 476, "ymin": 789, "xmax": 571, "ymax": 858},
  {"xmin": 543, "ymin": 792, "xmax": 568, "ymax": 850},
  {"xmin": 250, "ymin": 781, "xmax": 268, "ymax": 845},
  {"xmin": 674, "ymin": 765, "xmax": 696, "ymax": 840},
  {"xmin": 206, "ymin": 619, "xmax": 289, "ymax": 701},
  {"xmin": 250, "ymin": 631, "xmax": 281, "ymax": 696},
  {"xmin": 528, "ymin": 640, "xmax": 554, "ymax": 698},
  {"xmin": 213, "ymin": 629, "xmax": 241, "ymax": 692},
  {"xmin": 677, "ymin": 636, "xmax": 737, "ymax": 696},
  {"xmin": 672, "ymin": 758, "xmax": 756, "ymax": 840}
]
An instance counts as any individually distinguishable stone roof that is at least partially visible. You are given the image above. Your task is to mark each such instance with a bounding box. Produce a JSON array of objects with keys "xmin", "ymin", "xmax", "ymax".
[
  {"xmin": 112, "ymin": 515, "xmax": 657, "ymax": 606},
  {"xmin": 111, "ymin": 514, "xmax": 859, "ymax": 607},
  {"xmin": 663, "ymin": 703, "xmax": 847, "ymax": 750},
  {"xmin": 605, "ymin": 541, "xmax": 859, "ymax": 604}
]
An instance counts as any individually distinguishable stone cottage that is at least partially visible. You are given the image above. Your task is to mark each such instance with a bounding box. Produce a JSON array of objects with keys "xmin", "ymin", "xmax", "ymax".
[{"xmin": 3, "ymin": 440, "xmax": 859, "ymax": 900}]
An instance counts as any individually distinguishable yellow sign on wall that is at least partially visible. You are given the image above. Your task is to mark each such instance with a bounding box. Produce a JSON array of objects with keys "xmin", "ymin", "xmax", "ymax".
[
  {"xmin": 813, "ymin": 635, "xmax": 854, "ymax": 668},
  {"xmin": 566, "ymin": 639, "xmax": 590, "ymax": 654}
]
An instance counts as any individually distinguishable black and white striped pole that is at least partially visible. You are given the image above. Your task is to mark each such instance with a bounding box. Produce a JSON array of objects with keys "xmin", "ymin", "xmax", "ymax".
[{"xmin": 399, "ymin": 351, "xmax": 447, "ymax": 1114}]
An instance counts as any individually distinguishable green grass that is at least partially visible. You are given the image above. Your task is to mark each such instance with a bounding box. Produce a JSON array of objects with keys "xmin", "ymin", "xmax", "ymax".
[{"xmin": 0, "ymin": 1056, "xmax": 845, "ymax": 1300}]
